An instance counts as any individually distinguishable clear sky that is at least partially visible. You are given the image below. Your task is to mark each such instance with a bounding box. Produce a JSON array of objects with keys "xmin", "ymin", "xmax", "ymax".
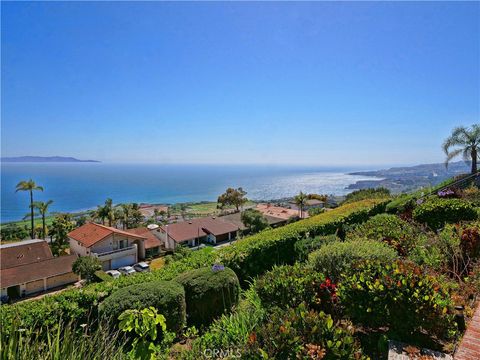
[{"xmin": 1, "ymin": 1, "xmax": 479, "ymax": 166}]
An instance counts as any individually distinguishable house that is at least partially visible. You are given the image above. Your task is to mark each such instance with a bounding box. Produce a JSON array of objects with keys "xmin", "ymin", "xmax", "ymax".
[
  {"xmin": 138, "ymin": 204, "xmax": 169, "ymax": 219},
  {"xmin": 304, "ymin": 199, "xmax": 325, "ymax": 209},
  {"xmin": 157, "ymin": 217, "xmax": 239, "ymax": 249},
  {"xmin": 126, "ymin": 227, "xmax": 163, "ymax": 258},
  {"xmin": 256, "ymin": 203, "xmax": 305, "ymax": 222},
  {"xmin": 68, "ymin": 223, "xmax": 147, "ymax": 270},
  {"xmin": 220, "ymin": 211, "xmax": 289, "ymax": 230},
  {"xmin": 0, "ymin": 239, "xmax": 78, "ymax": 300}
]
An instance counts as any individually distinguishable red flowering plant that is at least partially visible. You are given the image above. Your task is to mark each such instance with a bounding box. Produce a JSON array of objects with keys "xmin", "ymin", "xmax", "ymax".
[{"xmin": 337, "ymin": 260, "xmax": 457, "ymax": 342}]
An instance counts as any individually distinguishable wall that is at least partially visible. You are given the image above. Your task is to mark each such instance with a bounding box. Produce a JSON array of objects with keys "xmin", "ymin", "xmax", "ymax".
[{"xmin": 46, "ymin": 272, "xmax": 78, "ymax": 289}]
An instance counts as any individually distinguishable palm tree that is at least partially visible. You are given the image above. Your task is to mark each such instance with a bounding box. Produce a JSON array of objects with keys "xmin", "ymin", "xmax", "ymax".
[
  {"xmin": 443, "ymin": 125, "xmax": 480, "ymax": 174},
  {"xmin": 33, "ymin": 200, "xmax": 53, "ymax": 240},
  {"xmin": 294, "ymin": 191, "xmax": 308, "ymax": 218},
  {"xmin": 16, "ymin": 179, "xmax": 44, "ymax": 239},
  {"xmin": 104, "ymin": 198, "xmax": 114, "ymax": 227},
  {"xmin": 120, "ymin": 203, "xmax": 132, "ymax": 229}
]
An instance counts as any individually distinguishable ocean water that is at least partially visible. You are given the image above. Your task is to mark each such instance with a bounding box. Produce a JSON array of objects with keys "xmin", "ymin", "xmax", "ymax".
[{"xmin": 1, "ymin": 163, "xmax": 378, "ymax": 222}]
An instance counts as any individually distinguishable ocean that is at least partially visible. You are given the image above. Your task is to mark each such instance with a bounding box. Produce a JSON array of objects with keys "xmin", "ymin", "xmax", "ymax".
[{"xmin": 1, "ymin": 163, "xmax": 378, "ymax": 223}]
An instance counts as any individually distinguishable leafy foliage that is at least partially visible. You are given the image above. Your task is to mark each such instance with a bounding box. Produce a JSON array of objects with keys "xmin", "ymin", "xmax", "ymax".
[
  {"xmin": 174, "ymin": 267, "xmax": 240, "ymax": 327},
  {"xmin": 100, "ymin": 281, "xmax": 186, "ymax": 335},
  {"xmin": 217, "ymin": 187, "xmax": 248, "ymax": 211},
  {"xmin": 343, "ymin": 187, "xmax": 390, "ymax": 204},
  {"xmin": 0, "ymin": 223, "xmax": 29, "ymax": 242},
  {"xmin": 245, "ymin": 303, "xmax": 367, "ymax": 359},
  {"xmin": 294, "ymin": 234, "xmax": 338, "ymax": 262},
  {"xmin": 346, "ymin": 214, "xmax": 423, "ymax": 255},
  {"xmin": 119, "ymin": 307, "xmax": 174, "ymax": 360},
  {"xmin": 254, "ymin": 263, "xmax": 337, "ymax": 314},
  {"xmin": 72, "ymin": 256, "xmax": 102, "ymax": 283},
  {"xmin": 240, "ymin": 209, "xmax": 269, "ymax": 234},
  {"xmin": 412, "ymin": 198, "xmax": 477, "ymax": 230},
  {"xmin": 308, "ymin": 240, "xmax": 397, "ymax": 281},
  {"xmin": 218, "ymin": 199, "xmax": 388, "ymax": 284},
  {"xmin": 338, "ymin": 260, "xmax": 456, "ymax": 340}
]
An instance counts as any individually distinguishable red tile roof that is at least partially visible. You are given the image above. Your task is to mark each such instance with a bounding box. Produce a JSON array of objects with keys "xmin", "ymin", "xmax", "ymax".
[
  {"xmin": 160, "ymin": 217, "xmax": 239, "ymax": 243},
  {"xmin": 125, "ymin": 227, "xmax": 162, "ymax": 250},
  {"xmin": 0, "ymin": 254, "xmax": 78, "ymax": 288},
  {"xmin": 256, "ymin": 204, "xmax": 305, "ymax": 220},
  {"xmin": 68, "ymin": 223, "xmax": 147, "ymax": 248},
  {"xmin": 0, "ymin": 239, "xmax": 53, "ymax": 270}
]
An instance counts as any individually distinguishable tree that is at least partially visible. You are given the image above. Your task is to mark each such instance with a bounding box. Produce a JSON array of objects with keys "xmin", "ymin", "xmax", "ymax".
[
  {"xmin": 15, "ymin": 179, "xmax": 43, "ymax": 239},
  {"xmin": 49, "ymin": 213, "xmax": 74, "ymax": 254},
  {"xmin": 33, "ymin": 200, "xmax": 53, "ymax": 240},
  {"xmin": 443, "ymin": 124, "xmax": 480, "ymax": 174},
  {"xmin": 0, "ymin": 224, "xmax": 29, "ymax": 242},
  {"xmin": 72, "ymin": 256, "xmax": 102, "ymax": 283},
  {"xmin": 217, "ymin": 187, "xmax": 248, "ymax": 212},
  {"xmin": 241, "ymin": 209, "xmax": 269, "ymax": 234},
  {"xmin": 294, "ymin": 191, "xmax": 308, "ymax": 218}
]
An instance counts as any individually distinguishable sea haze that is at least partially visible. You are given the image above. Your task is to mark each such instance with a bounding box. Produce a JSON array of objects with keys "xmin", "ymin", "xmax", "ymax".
[{"xmin": 0, "ymin": 163, "xmax": 378, "ymax": 222}]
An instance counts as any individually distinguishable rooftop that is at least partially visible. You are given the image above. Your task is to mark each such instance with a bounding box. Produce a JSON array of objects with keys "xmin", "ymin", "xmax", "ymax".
[
  {"xmin": 68, "ymin": 223, "xmax": 147, "ymax": 248},
  {"xmin": 160, "ymin": 217, "xmax": 239, "ymax": 243},
  {"xmin": 125, "ymin": 227, "xmax": 163, "ymax": 250}
]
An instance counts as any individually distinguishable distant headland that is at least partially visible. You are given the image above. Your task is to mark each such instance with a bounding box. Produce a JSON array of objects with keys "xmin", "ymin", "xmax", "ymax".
[{"xmin": 1, "ymin": 156, "xmax": 100, "ymax": 163}]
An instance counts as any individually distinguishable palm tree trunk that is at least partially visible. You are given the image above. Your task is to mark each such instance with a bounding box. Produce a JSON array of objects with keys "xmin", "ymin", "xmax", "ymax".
[
  {"xmin": 42, "ymin": 214, "xmax": 46, "ymax": 240},
  {"xmin": 30, "ymin": 190, "xmax": 34, "ymax": 239},
  {"xmin": 472, "ymin": 149, "xmax": 478, "ymax": 174}
]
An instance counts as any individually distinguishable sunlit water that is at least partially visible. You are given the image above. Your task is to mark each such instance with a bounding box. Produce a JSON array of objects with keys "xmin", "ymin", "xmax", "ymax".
[{"xmin": 1, "ymin": 163, "xmax": 379, "ymax": 222}]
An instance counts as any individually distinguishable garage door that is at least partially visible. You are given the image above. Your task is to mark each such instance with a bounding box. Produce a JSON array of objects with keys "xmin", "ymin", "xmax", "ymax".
[{"xmin": 111, "ymin": 255, "xmax": 136, "ymax": 269}]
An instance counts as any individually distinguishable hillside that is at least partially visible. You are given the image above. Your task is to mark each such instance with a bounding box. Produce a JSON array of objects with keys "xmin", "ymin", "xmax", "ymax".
[{"xmin": 1, "ymin": 156, "xmax": 100, "ymax": 163}]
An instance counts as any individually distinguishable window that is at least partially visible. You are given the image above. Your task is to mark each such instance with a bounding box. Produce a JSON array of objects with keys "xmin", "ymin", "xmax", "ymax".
[{"xmin": 119, "ymin": 240, "xmax": 126, "ymax": 249}]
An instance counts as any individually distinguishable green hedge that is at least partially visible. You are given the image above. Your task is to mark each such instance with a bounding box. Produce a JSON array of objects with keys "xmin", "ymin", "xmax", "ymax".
[
  {"xmin": 413, "ymin": 198, "xmax": 477, "ymax": 230},
  {"xmin": 346, "ymin": 214, "xmax": 423, "ymax": 255},
  {"xmin": 217, "ymin": 199, "xmax": 388, "ymax": 284},
  {"xmin": 308, "ymin": 240, "xmax": 397, "ymax": 281},
  {"xmin": 174, "ymin": 267, "xmax": 240, "ymax": 327},
  {"xmin": 99, "ymin": 280, "xmax": 186, "ymax": 334},
  {"xmin": 0, "ymin": 199, "xmax": 387, "ymax": 335}
]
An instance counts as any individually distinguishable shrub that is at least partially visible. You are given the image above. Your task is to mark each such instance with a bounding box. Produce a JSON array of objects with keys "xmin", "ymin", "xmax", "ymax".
[
  {"xmin": 73, "ymin": 256, "xmax": 102, "ymax": 283},
  {"xmin": 174, "ymin": 266, "xmax": 240, "ymax": 327},
  {"xmin": 343, "ymin": 187, "xmax": 390, "ymax": 204},
  {"xmin": 240, "ymin": 209, "xmax": 269, "ymax": 234},
  {"xmin": 412, "ymin": 198, "xmax": 477, "ymax": 230},
  {"xmin": 99, "ymin": 281, "xmax": 186, "ymax": 335},
  {"xmin": 245, "ymin": 303, "xmax": 367, "ymax": 359},
  {"xmin": 94, "ymin": 270, "xmax": 113, "ymax": 282},
  {"xmin": 385, "ymin": 193, "xmax": 418, "ymax": 216},
  {"xmin": 308, "ymin": 207, "xmax": 325, "ymax": 216},
  {"xmin": 337, "ymin": 260, "xmax": 456, "ymax": 340},
  {"xmin": 218, "ymin": 199, "xmax": 388, "ymax": 284},
  {"xmin": 346, "ymin": 214, "xmax": 422, "ymax": 255},
  {"xmin": 294, "ymin": 234, "xmax": 337, "ymax": 261},
  {"xmin": 308, "ymin": 240, "xmax": 397, "ymax": 281},
  {"xmin": 253, "ymin": 264, "xmax": 337, "ymax": 313}
]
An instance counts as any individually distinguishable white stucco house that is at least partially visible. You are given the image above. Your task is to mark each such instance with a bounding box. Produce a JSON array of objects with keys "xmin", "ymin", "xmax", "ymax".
[{"xmin": 68, "ymin": 223, "xmax": 147, "ymax": 270}]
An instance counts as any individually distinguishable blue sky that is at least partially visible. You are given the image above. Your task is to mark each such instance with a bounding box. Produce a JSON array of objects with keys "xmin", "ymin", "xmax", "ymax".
[{"xmin": 1, "ymin": 1, "xmax": 479, "ymax": 166}]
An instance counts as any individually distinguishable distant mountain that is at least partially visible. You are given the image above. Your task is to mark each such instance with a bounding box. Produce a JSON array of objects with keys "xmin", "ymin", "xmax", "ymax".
[
  {"xmin": 348, "ymin": 161, "xmax": 470, "ymax": 193},
  {"xmin": 1, "ymin": 156, "xmax": 100, "ymax": 163}
]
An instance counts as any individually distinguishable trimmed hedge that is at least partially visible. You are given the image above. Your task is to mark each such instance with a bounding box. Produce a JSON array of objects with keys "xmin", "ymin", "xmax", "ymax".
[
  {"xmin": 413, "ymin": 198, "xmax": 477, "ymax": 230},
  {"xmin": 0, "ymin": 199, "xmax": 387, "ymax": 335},
  {"xmin": 99, "ymin": 280, "xmax": 186, "ymax": 335},
  {"xmin": 308, "ymin": 240, "xmax": 397, "ymax": 281},
  {"xmin": 294, "ymin": 234, "xmax": 338, "ymax": 261},
  {"xmin": 217, "ymin": 199, "xmax": 389, "ymax": 284},
  {"xmin": 174, "ymin": 267, "xmax": 240, "ymax": 327}
]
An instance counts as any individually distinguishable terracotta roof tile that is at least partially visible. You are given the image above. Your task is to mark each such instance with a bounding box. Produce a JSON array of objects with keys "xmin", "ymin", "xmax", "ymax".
[
  {"xmin": 68, "ymin": 223, "xmax": 147, "ymax": 248},
  {"xmin": 0, "ymin": 254, "xmax": 78, "ymax": 288},
  {"xmin": 125, "ymin": 228, "xmax": 162, "ymax": 249},
  {"xmin": 160, "ymin": 217, "xmax": 239, "ymax": 243},
  {"xmin": 0, "ymin": 239, "xmax": 53, "ymax": 270}
]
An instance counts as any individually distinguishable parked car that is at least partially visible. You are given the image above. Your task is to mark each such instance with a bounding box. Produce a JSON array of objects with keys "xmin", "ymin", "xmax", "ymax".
[
  {"xmin": 118, "ymin": 266, "xmax": 136, "ymax": 276},
  {"xmin": 133, "ymin": 262, "xmax": 150, "ymax": 272},
  {"xmin": 105, "ymin": 270, "xmax": 121, "ymax": 279}
]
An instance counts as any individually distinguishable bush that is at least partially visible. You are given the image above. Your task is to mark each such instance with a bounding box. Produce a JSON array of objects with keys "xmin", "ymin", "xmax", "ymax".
[
  {"xmin": 308, "ymin": 240, "xmax": 397, "ymax": 281},
  {"xmin": 413, "ymin": 198, "xmax": 477, "ymax": 230},
  {"xmin": 343, "ymin": 187, "xmax": 390, "ymax": 204},
  {"xmin": 73, "ymin": 256, "xmax": 102, "ymax": 283},
  {"xmin": 308, "ymin": 207, "xmax": 325, "ymax": 216},
  {"xmin": 346, "ymin": 214, "xmax": 422, "ymax": 255},
  {"xmin": 294, "ymin": 234, "xmax": 337, "ymax": 261},
  {"xmin": 337, "ymin": 260, "xmax": 456, "ymax": 340},
  {"xmin": 254, "ymin": 264, "xmax": 336, "ymax": 313},
  {"xmin": 99, "ymin": 281, "xmax": 186, "ymax": 335},
  {"xmin": 174, "ymin": 266, "xmax": 240, "ymax": 327},
  {"xmin": 94, "ymin": 270, "xmax": 113, "ymax": 282},
  {"xmin": 218, "ymin": 199, "xmax": 388, "ymax": 284},
  {"xmin": 245, "ymin": 303, "xmax": 368, "ymax": 359}
]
